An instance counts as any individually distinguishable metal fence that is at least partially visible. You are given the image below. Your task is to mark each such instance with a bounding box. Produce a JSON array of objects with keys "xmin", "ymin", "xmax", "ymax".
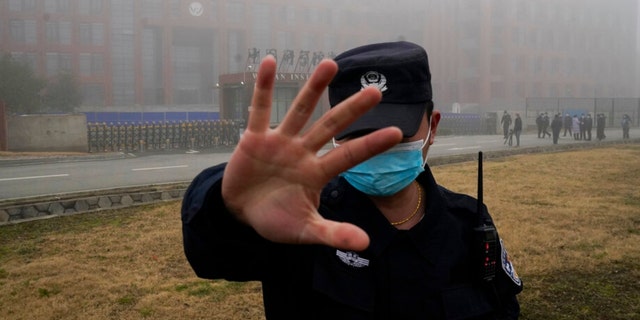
[
  {"xmin": 83, "ymin": 111, "xmax": 219, "ymax": 124},
  {"xmin": 438, "ymin": 113, "xmax": 483, "ymax": 135},
  {"xmin": 525, "ymin": 97, "xmax": 640, "ymax": 127},
  {"xmin": 87, "ymin": 120, "xmax": 241, "ymax": 153}
]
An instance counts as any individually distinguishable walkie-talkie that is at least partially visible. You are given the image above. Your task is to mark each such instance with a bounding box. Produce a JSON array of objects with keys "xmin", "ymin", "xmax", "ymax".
[{"xmin": 474, "ymin": 151, "xmax": 498, "ymax": 282}]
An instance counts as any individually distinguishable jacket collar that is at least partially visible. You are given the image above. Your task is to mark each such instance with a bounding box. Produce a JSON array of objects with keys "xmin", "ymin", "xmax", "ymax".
[{"xmin": 320, "ymin": 166, "xmax": 450, "ymax": 265}]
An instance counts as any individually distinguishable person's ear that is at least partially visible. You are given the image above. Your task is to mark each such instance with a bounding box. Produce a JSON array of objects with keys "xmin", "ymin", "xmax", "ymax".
[{"xmin": 427, "ymin": 110, "xmax": 441, "ymax": 145}]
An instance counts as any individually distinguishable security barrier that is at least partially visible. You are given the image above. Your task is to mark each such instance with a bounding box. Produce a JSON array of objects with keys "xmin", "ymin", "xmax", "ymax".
[
  {"xmin": 438, "ymin": 113, "xmax": 482, "ymax": 135},
  {"xmin": 87, "ymin": 120, "xmax": 241, "ymax": 153}
]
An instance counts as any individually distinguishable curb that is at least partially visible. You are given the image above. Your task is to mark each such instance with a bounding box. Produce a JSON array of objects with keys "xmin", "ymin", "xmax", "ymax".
[{"xmin": 0, "ymin": 182, "xmax": 190, "ymax": 225}]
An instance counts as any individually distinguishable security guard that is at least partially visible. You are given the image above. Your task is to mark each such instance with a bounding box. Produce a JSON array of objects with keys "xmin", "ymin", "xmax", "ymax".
[{"xmin": 182, "ymin": 42, "xmax": 522, "ymax": 319}]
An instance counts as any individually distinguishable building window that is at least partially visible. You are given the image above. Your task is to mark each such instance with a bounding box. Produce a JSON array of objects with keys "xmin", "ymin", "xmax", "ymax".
[
  {"xmin": 46, "ymin": 21, "xmax": 72, "ymax": 44},
  {"xmin": 251, "ymin": 4, "xmax": 271, "ymax": 50},
  {"xmin": 514, "ymin": 82, "xmax": 526, "ymax": 98},
  {"xmin": 10, "ymin": 20, "xmax": 37, "ymax": 44},
  {"xmin": 142, "ymin": 28, "xmax": 163, "ymax": 105},
  {"xmin": 79, "ymin": 53, "xmax": 104, "ymax": 77},
  {"xmin": 282, "ymin": 5, "xmax": 295, "ymax": 24},
  {"xmin": 226, "ymin": 1, "xmax": 244, "ymax": 23},
  {"xmin": 490, "ymin": 54, "xmax": 505, "ymax": 76},
  {"xmin": 92, "ymin": 23, "xmax": 104, "ymax": 45},
  {"xmin": 141, "ymin": 0, "xmax": 163, "ymax": 19},
  {"xmin": 79, "ymin": 24, "xmax": 91, "ymax": 44},
  {"xmin": 46, "ymin": 52, "xmax": 60, "ymax": 76},
  {"xmin": 171, "ymin": 0, "xmax": 181, "ymax": 18},
  {"xmin": 44, "ymin": 0, "xmax": 70, "ymax": 14},
  {"xmin": 491, "ymin": 81, "xmax": 505, "ymax": 99},
  {"xmin": 173, "ymin": 46, "xmax": 194, "ymax": 103},
  {"xmin": 10, "ymin": 52, "xmax": 38, "ymax": 71},
  {"xmin": 78, "ymin": 0, "xmax": 103, "ymax": 15},
  {"xmin": 227, "ymin": 30, "xmax": 245, "ymax": 72},
  {"xmin": 46, "ymin": 52, "xmax": 73, "ymax": 76},
  {"xmin": 9, "ymin": 0, "xmax": 36, "ymax": 12},
  {"xmin": 208, "ymin": 0, "xmax": 219, "ymax": 21},
  {"xmin": 271, "ymin": 87, "xmax": 296, "ymax": 124}
]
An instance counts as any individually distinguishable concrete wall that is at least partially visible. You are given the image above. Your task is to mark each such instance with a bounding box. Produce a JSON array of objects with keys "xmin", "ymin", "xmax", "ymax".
[{"xmin": 8, "ymin": 114, "xmax": 87, "ymax": 152}]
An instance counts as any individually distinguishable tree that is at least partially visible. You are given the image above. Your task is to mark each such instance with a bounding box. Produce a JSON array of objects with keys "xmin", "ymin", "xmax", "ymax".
[
  {"xmin": 0, "ymin": 54, "xmax": 46, "ymax": 114},
  {"xmin": 42, "ymin": 71, "xmax": 83, "ymax": 113}
]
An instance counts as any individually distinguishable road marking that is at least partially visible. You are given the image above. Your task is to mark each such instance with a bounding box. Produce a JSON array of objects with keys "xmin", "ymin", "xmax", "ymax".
[
  {"xmin": 448, "ymin": 146, "xmax": 481, "ymax": 151},
  {"xmin": 0, "ymin": 174, "xmax": 69, "ymax": 182},
  {"xmin": 131, "ymin": 165, "xmax": 189, "ymax": 171},
  {"xmin": 431, "ymin": 143, "xmax": 456, "ymax": 147}
]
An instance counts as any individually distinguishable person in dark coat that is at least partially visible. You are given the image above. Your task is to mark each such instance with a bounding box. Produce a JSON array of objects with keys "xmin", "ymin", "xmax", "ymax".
[
  {"xmin": 536, "ymin": 113, "xmax": 543, "ymax": 138},
  {"xmin": 596, "ymin": 113, "xmax": 607, "ymax": 140},
  {"xmin": 551, "ymin": 113, "xmax": 563, "ymax": 144},
  {"xmin": 542, "ymin": 112, "xmax": 551, "ymax": 138},
  {"xmin": 622, "ymin": 114, "xmax": 632, "ymax": 139},
  {"xmin": 584, "ymin": 114, "xmax": 593, "ymax": 141},
  {"xmin": 513, "ymin": 113, "xmax": 522, "ymax": 147},
  {"xmin": 501, "ymin": 111, "xmax": 512, "ymax": 139},
  {"xmin": 181, "ymin": 41, "xmax": 522, "ymax": 319}
]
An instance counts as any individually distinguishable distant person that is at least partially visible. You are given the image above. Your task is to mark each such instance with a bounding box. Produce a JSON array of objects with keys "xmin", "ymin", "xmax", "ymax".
[
  {"xmin": 181, "ymin": 41, "xmax": 523, "ymax": 319},
  {"xmin": 542, "ymin": 112, "xmax": 551, "ymax": 138},
  {"xmin": 551, "ymin": 113, "xmax": 563, "ymax": 144},
  {"xmin": 596, "ymin": 113, "xmax": 607, "ymax": 141},
  {"xmin": 505, "ymin": 128, "xmax": 514, "ymax": 146},
  {"xmin": 584, "ymin": 114, "xmax": 593, "ymax": 141},
  {"xmin": 513, "ymin": 112, "xmax": 522, "ymax": 147},
  {"xmin": 563, "ymin": 113, "xmax": 572, "ymax": 137},
  {"xmin": 536, "ymin": 112, "xmax": 543, "ymax": 138},
  {"xmin": 572, "ymin": 115, "xmax": 581, "ymax": 140},
  {"xmin": 579, "ymin": 113, "xmax": 586, "ymax": 140},
  {"xmin": 501, "ymin": 110, "xmax": 512, "ymax": 139},
  {"xmin": 621, "ymin": 114, "xmax": 632, "ymax": 139}
]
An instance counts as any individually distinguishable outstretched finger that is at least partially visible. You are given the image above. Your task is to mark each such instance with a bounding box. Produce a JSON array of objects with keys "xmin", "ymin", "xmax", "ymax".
[
  {"xmin": 278, "ymin": 59, "xmax": 338, "ymax": 137},
  {"xmin": 318, "ymin": 127, "xmax": 403, "ymax": 179},
  {"xmin": 247, "ymin": 56, "xmax": 277, "ymax": 133},
  {"xmin": 301, "ymin": 86, "xmax": 383, "ymax": 151}
]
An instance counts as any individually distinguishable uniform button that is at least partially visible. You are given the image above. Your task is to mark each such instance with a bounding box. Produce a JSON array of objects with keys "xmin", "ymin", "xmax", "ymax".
[{"xmin": 330, "ymin": 190, "xmax": 339, "ymax": 198}]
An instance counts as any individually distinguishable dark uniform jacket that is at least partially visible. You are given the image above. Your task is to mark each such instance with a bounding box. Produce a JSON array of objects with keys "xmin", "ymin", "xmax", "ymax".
[{"xmin": 182, "ymin": 164, "xmax": 523, "ymax": 319}]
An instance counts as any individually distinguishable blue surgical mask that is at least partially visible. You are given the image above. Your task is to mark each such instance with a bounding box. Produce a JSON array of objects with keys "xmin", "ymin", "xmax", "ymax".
[{"xmin": 340, "ymin": 139, "xmax": 428, "ymax": 196}]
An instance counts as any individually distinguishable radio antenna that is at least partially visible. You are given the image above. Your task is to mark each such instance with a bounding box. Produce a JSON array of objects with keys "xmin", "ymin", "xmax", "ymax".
[{"xmin": 477, "ymin": 151, "xmax": 483, "ymax": 217}]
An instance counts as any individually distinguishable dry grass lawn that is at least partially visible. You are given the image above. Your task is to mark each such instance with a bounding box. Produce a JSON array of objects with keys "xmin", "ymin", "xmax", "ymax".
[{"xmin": 1, "ymin": 144, "xmax": 639, "ymax": 319}]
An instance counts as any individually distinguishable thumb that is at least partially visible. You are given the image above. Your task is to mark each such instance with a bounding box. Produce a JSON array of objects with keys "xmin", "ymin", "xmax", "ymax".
[{"xmin": 305, "ymin": 220, "xmax": 370, "ymax": 251}]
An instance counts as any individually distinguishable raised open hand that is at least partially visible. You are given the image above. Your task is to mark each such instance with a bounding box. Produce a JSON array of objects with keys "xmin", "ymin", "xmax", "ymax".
[{"xmin": 221, "ymin": 56, "xmax": 402, "ymax": 251}]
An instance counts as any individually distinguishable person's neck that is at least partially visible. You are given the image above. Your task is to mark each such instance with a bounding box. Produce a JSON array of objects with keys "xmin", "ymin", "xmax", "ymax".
[{"xmin": 370, "ymin": 181, "xmax": 425, "ymax": 230}]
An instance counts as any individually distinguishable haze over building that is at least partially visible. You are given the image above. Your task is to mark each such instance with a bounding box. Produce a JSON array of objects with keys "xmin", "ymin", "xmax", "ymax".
[{"xmin": 1, "ymin": 0, "xmax": 638, "ymax": 121}]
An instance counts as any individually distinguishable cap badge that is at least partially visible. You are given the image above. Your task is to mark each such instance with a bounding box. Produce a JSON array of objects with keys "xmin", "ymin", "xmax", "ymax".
[{"xmin": 360, "ymin": 71, "xmax": 388, "ymax": 93}]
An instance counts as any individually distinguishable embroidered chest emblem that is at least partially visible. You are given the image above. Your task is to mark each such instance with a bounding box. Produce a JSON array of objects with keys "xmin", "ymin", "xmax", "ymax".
[{"xmin": 336, "ymin": 250, "xmax": 370, "ymax": 268}]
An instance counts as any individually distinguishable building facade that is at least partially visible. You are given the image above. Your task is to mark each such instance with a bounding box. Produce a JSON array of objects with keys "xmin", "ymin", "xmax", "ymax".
[
  {"xmin": 1, "ymin": 0, "xmax": 638, "ymax": 122},
  {"xmin": 423, "ymin": 0, "xmax": 639, "ymax": 114}
]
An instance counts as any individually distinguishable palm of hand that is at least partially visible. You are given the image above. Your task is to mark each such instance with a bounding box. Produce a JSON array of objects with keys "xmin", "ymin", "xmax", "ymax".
[{"xmin": 221, "ymin": 56, "xmax": 402, "ymax": 251}]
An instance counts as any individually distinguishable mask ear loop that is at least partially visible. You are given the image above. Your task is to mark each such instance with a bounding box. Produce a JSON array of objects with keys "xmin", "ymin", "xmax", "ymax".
[{"xmin": 422, "ymin": 116, "xmax": 432, "ymax": 167}]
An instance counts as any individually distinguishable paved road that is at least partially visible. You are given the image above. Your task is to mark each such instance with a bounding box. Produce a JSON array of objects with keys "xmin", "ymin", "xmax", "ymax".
[{"xmin": 0, "ymin": 128, "xmax": 636, "ymax": 200}]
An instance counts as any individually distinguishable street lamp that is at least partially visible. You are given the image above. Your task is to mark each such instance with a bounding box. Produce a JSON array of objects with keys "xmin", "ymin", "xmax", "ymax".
[{"xmin": 242, "ymin": 65, "xmax": 253, "ymax": 85}]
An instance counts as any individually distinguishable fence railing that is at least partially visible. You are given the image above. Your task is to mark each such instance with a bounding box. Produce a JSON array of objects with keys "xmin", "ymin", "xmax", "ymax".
[
  {"xmin": 87, "ymin": 120, "xmax": 241, "ymax": 152},
  {"xmin": 525, "ymin": 97, "xmax": 640, "ymax": 127}
]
